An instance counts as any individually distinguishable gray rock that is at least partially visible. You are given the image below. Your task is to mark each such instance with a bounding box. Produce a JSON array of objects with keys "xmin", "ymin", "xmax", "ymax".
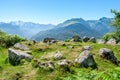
[
  {"xmin": 58, "ymin": 60, "xmax": 73, "ymax": 72},
  {"xmin": 68, "ymin": 46, "xmax": 74, "ymax": 49},
  {"xmin": 38, "ymin": 61, "xmax": 55, "ymax": 70},
  {"xmin": 75, "ymin": 50, "xmax": 97, "ymax": 68},
  {"xmin": 89, "ymin": 37, "xmax": 96, "ymax": 43},
  {"xmin": 54, "ymin": 51, "xmax": 63, "ymax": 60},
  {"xmin": 106, "ymin": 38, "xmax": 116, "ymax": 45},
  {"xmin": 14, "ymin": 43, "xmax": 29, "ymax": 51},
  {"xmin": 58, "ymin": 60, "xmax": 73, "ymax": 67},
  {"xmin": 72, "ymin": 35, "xmax": 82, "ymax": 42},
  {"xmin": 43, "ymin": 37, "xmax": 56, "ymax": 43},
  {"xmin": 23, "ymin": 51, "xmax": 32, "ymax": 55},
  {"xmin": 97, "ymin": 39, "xmax": 105, "ymax": 44},
  {"xmin": 82, "ymin": 36, "xmax": 89, "ymax": 42},
  {"xmin": 8, "ymin": 48, "xmax": 32, "ymax": 66},
  {"xmin": 99, "ymin": 48, "xmax": 118, "ymax": 65},
  {"xmin": 82, "ymin": 46, "xmax": 91, "ymax": 51}
]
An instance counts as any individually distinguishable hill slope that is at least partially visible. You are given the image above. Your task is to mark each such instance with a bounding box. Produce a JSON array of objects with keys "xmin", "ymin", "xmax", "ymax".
[
  {"xmin": 0, "ymin": 41, "xmax": 120, "ymax": 80},
  {"xmin": 32, "ymin": 23, "xmax": 101, "ymax": 41}
]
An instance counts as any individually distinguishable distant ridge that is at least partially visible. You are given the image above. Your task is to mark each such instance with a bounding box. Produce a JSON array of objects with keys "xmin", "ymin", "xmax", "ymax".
[
  {"xmin": 0, "ymin": 21, "xmax": 55, "ymax": 39},
  {"xmin": 32, "ymin": 17, "xmax": 115, "ymax": 41}
]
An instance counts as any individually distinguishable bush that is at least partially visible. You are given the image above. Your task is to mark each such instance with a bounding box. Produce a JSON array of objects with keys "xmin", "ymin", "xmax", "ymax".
[
  {"xmin": 102, "ymin": 32, "xmax": 115, "ymax": 42},
  {"xmin": 0, "ymin": 30, "xmax": 26, "ymax": 47},
  {"xmin": 65, "ymin": 39, "xmax": 70, "ymax": 42},
  {"xmin": 103, "ymin": 32, "xmax": 120, "ymax": 43}
]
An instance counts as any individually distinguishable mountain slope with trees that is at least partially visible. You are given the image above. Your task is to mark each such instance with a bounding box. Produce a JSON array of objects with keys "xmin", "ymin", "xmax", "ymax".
[{"xmin": 32, "ymin": 17, "xmax": 114, "ymax": 41}]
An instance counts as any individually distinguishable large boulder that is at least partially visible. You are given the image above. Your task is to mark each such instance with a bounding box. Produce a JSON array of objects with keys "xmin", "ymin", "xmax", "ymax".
[
  {"xmin": 54, "ymin": 51, "xmax": 63, "ymax": 60},
  {"xmin": 72, "ymin": 35, "xmax": 82, "ymax": 42},
  {"xmin": 89, "ymin": 37, "xmax": 96, "ymax": 43},
  {"xmin": 82, "ymin": 36, "xmax": 89, "ymax": 42},
  {"xmin": 106, "ymin": 38, "xmax": 116, "ymax": 45},
  {"xmin": 75, "ymin": 50, "xmax": 97, "ymax": 69},
  {"xmin": 14, "ymin": 43, "xmax": 29, "ymax": 51},
  {"xmin": 97, "ymin": 39, "xmax": 105, "ymax": 44},
  {"xmin": 8, "ymin": 48, "xmax": 32, "ymax": 66},
  {"xmin": 99, "ymin": 48, "xmax": 118, "ymax": 65}
]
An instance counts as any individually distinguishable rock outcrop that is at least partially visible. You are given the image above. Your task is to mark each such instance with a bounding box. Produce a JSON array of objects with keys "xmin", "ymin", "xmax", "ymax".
[
  {"xmin": 75, "ymin": 50, "xmax": 97, "ymax": 69},
  {"xmin": 8, "ymin": 48, "xmax": 32, "ymax": 66},
  {"xmin": 99, "ymin": 48, "xmax": 118, "ymax": 65},
  {"xmin": 14, "ymin": 43, "xmax": 29, "ymax": 50}
]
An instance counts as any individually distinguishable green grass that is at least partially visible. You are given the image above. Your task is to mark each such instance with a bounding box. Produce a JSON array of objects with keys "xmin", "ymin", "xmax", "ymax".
[{"xmin": 0, "ymin": 41, "xmax": 120, "ymax": 80}]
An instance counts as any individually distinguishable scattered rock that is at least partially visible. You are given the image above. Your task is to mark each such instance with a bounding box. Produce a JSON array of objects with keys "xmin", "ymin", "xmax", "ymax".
[
  {"xmin": 8, "ymin": 48, "xmax": 32, "ymax": 66},
  {"xmin": 106, "ymin": 38, "xmax": 116, "ymax": 45},
  {"xmin": 89, "ymin": 37, "xmax": 96, "ymax": 43},
  {"xmin": 97, "ymin": 39, "xmax": 105, "ymax": 44},
  {"xmin": 68, "ymin": 46, "xmax": 74, "ymax": 49},
  {"xmin": 54, "ymin": 51, "xmax": 63, "ymax": 60},
  {"xmin": 43, "ymin": 37, "xmax": 56, "ymax": 43},
  {"xmin": 58, "ymin": 60, "xmax": 73, "ymax": 72},
  {"xmin": 99, "ymin": 48, "xmax": 118, "ymax": 65},
  {"xmin": 82, "ymin": 46, "xmax": 91, "ymax": 51},
  {"xmin": 35, "ymin": 61, "xmax": 55, "ymax": 70},
  {"xmin": 14, "ymin": 43, "xmax": 29, "ymax": 51},
  {"xmin": 50, "ymin": 40, "xmax": 57, "ymax": 44},
  {"xmin": 33, "ymin": 40, "xmax": 38, "ymax": 44},
  {"xmin": 75, "ymin": 50, "xmax": 97, "ymax": 69},
  {"xmin": 58, "ymin": 60, "xmax": 74, "ymax": 67},
  {"xmin": 82, "ymin": 36, "xmax": 89, "ymax": 42}
]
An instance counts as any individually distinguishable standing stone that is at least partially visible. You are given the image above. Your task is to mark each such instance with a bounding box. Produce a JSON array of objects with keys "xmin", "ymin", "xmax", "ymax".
[
  {"xmin": 8, "ymin": 48, "xmax": 32, "ymax": 66},
  {"xmin": 82, "ymin": 36, "xmax": 89, "ymax": 42},
  {"xmin": 14, "ymin": 43, "xmax": 29, "ymax": 51},
  {"xmin": 75, "ymin": 50, "xmax": 97, "ymax": 69},
  {"xmin": 54, "ymin": 51, "xmax": 63, "ymax": 60},
  {"xmin": 99, "ymin": 48, "xmax": 118, "ymax": 65},
  {"xmin": 89, "ymin": 37, "xmax": 96, "ymax": 43},
  {"xmin": 106, "ymin": 38, "xmax": 116, "ymax": 45}
]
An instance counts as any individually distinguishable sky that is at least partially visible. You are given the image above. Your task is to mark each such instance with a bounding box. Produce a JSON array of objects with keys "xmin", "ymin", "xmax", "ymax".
[{"xmin": 0, "ymin": 0, "xmax": 120, "ymax": 24}]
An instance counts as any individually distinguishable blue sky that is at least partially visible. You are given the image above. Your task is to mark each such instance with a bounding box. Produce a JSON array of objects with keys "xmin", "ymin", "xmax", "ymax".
[{"xmin": 0, "ymin": 0, "xmax": 120, "ymax": 24}]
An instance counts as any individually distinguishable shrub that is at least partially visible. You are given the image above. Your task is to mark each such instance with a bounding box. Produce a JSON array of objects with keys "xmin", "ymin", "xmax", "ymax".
[
  {"xmin": 65, "ymin": 39, "xmax": 70, "ymax": 42},
  {"xmin": 0, "ymin": 30, "xmax": 26, "ymax": 47},
  {"xmin": 102, "ymin": 32, "xmax": 115, "ymax": 42}
]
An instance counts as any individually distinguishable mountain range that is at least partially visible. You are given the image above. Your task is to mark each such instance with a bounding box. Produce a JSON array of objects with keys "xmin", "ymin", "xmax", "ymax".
[
  {"xmin": 31, "ymin": 17, "xmax": 115, "ymax": 41},
  {"xmin": 0, "ymin": 17, "xmax": 115, "ymax": 41},
  {"xmin": 0, "ymin": 21, "xmax": 55, "ymax": 39}
]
